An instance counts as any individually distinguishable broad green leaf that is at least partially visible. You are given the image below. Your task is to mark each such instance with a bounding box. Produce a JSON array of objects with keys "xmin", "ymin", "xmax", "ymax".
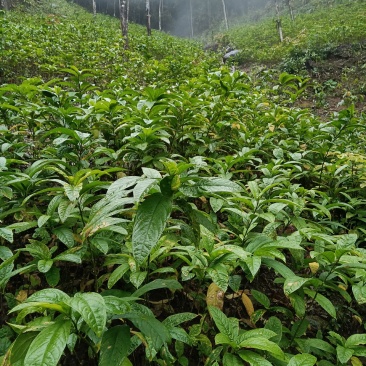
[
  {"xmin": 215, "ymin": 332, "xmax": 235, "ymax": 346},
  {"xmin": 10, "ymin": 302, "xmax": 67, "ymax": 315},
  {"xmin": 238, "ymin": 350, "xmax": 272, "ymax": 366},
  {"xmin": 208, "ymin": 306, "xmax": 238, "ymax": 342},
  {"xmin": 239, "ymin": 337, "xmax": 285, "ymax": 359},
  {"xmin": 26, "ymin": 289, "xmax": 70, "ymax": 304},
  {"xmin": 129, "ymin": 271, "xmax": 147, "ymax": 288},
  {"xmin": 262, "ymin": 258, "xmax": 296, "ymax": 278},
  {"xmin": 142, "ymin": 167, "xmax": 161, "ymax": 179},
  {"xmin": 291, "ymin": 319, "xmax": 309, "ymax": 338},
  {"xmin": 243, "ymin": 255, "xmax": 261, "ymax": 278},
  {"xmin": 287, "ymin": 354, "xmax": 317, "ymax": 366},
  {"xmin": 207, "ymin": 264, "xmax": 229, "ymax": 292},
  {"xmin": 107, "ymin": 176, "xmax": 141, "ymax": 196},
  {"xmin": 9, "ymin": 331, "xmax": 38, "ymax": 366},
  {"xmin": 180, "ymin": 177, "xmax": 242, "ymax": 196},
  {"xmin": 53, "ymin": 253, "xmax": 81, "ymax": 264},
  {"xmin": 337, "ymin": 345, "xmax": 353, "ymax": 364},
  {"xmin": 268, "ymin": 202, "xmax": 287, "ymax": 214},
  {"xmin": 352, "ymin": 283, "xmax": 366, "ymax": 305},
  {"xmin": 0, "ymin": 186, "xmax": 13, "ymax": 199},
  {"xmin": 197, "ymin": 177, "xmax": 242, "ymax": 193},
  {"xmin": 103, "ymin": 296, "xmax": 132, "ymax": 315},
  {"xmin": 305, "ymin": 338, "xmax": 335, "ymax": 353},
  {"xmin": 37, "ymin": 215, "xmax": 50, "ymax": 228},
  {"xmin": 163, "ymin": 313, "xmax": 198, "ymax": 328},
  {"xmin": 133, "ymin": 178, "xmax": 157, "ymax": 201},
  {"xmin": 251, "ymin": 290, "xmax": 270, "ymax": 309},
  {"xmin": 169, "ymin": 328, "xmax": 192, "ymax": 345},
  {"xmin": 91, "ymin": 237, "xmax": 109, "ymax": 254},
  {"xmin": 346, "ymin": 334, "xmax": 366, "ymax": 348},
  {"xmin": 7, "ymin": 221, "xmax": 37, "ymax": 233},
  {"xmin": 63, "ymin": 182, "xmax": 82, "ymax": 202},
  {"xmin": 0, "ymin": 251, "xmax": 19, "ymax": 287},
  {"xmin": 210, "ymin": 197, "xmax": 224, "ymax": 212},
  {"xmin": 58, "ymin": 200, "xmax": 76, "ymax": 223},
  {"xmin": 336, "ymin": 234, "xmax": 357, "ymax": 248},
  {"xmin": 132, "ymin": 279, "xmax": 182, "ymax": 298},
  {"xmin": 68, "ymin": 293, "xmax": 106, "ymax": 337},
  {"xmin": 237, "ymin": 329, "xmax": 277, "ymax": 343},
  {"xmin": 53, "ymin": 227, "xmax": 75, "ymax": 248},
  {"xmin": 37, "ymin": 260, "xmax": 53, "ymax": 273},
  {"xmin": 99, "ymin": 325, "xmax": 130, "ymax": 366},
  {"xmin": 0, "ymin": 246, "xmax": 13, "ymax": 260},
  {"xmin": 0, "ymin": 228, "xmax": 13, "ymax": 243},
  {"xmin": 223, "ymin": 353, "xmax": 243, "ymax": 366},
  {"xmin": 132, "ymin": 193, "xmax": 172, "ymax": 264},
  {"xmin": 284, "ymin": 276, "xmax": 309, "ymax": 296},
  {"xmin": 211, "ymin": 245, "xmax": 250, "ymax": 261},
  {"xmin": 24, "ymin": 318, "xmax": 71, "ymax": 366},
  {"xmin": 289, "ymin": 293, "xmax": 306, "ymax": 317},
  {"xmin": 122, "ymin": 313, "xmax": 171, "ymax": 351},
  {"xmin": 264, "ymin": 317, "xmax": 282, "ymax": 344},
  {"xmin": 45, "ymin": 266, "xmax": 60, "ymax": 287},
  {"xmin": 304, "ymin": 289, "xmax": 337, "ymax": 318},
  {"xmin": 108, "ymin": 263, "xmax": 130, "ymax": 289},
  {"xmin": 269, "ymin": 234, "xmax": 303, "ymax": 250},
  {"xmin": 247, "ymin": 181, "xmax": 261, "ymax": 199}
]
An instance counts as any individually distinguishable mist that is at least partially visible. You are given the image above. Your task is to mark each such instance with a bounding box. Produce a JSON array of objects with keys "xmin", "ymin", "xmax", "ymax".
[{"xmin": 74, "ymin": 0, "xmax": 272, "ymax": 38}]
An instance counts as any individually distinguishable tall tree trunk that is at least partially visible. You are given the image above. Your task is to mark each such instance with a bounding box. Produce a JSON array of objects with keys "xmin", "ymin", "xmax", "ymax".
[
  {"xmin": 113, "ymin": 0, "xmax": 116, "ymax": 17},
  {"xmin": 207, "ymin": 0, "xmax": 211, "ymax": 33},
  {"xmin": 158, "ymin": 0, "xmax": 163, "ymax": 31},
  {"xmin": 189, "ymin": 0, "xmax": 193, "ymax": 38},
  {"xmin": 284, "ymin": 0, "xmax": 295, "ymax": 21},
  {"xmin": 221, "ymin": 0, "xmax": 229, "ymax": 30},
  {"xmin": 1, "ymin": 0, "xmax": 9, "ymax": 10},
  {"xmin": 92, "ymin": 0, "xmax": 96, "ymax": 16},
  {"xmin": 146, "ymin": 0, "xmax": 151, "ymax": 36},
  {"xmin": 274, "ymin": 0, "xmax": 284, "ymax": 42},
  {"xmin": 119, "ymin": 0, "xmax": 129, "ymax": 49}
]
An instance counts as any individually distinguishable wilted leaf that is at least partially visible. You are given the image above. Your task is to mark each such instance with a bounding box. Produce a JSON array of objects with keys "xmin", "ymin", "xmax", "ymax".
[
  {"xmin": 206, "ymin": 283, "xmax": 225, "ymax": 310},
  {"xmin": 241, "ymin": 292, "xmax": 254, "ymax": 317}
]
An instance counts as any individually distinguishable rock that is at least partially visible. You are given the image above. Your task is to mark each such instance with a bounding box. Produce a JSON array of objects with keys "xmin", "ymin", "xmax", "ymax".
[{"xmin": 223, "ymin": 49, "xmax": 240, "ymax": 63}]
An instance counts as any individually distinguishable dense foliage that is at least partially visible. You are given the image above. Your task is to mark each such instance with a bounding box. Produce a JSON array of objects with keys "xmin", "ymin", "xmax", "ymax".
[
  {"xmin": 1, "ymin": 1, "xmax": 366, "ymax": 365},
  {"xmin": 227, "ymin": 0, "xmax": 366, "ymax": 65}
]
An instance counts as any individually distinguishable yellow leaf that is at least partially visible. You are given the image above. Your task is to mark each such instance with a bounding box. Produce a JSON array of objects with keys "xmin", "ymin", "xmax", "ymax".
[
  {"xmin": 15, "ymin": 290, "xmax": 28, "ymax": 303},
  {"xmin": 338, "ymin": 284, "xmax": 347, "ymax": 291},
  {"xmin": 351, "ymin": 356, "xmax": 363, "ymax": 366},
  {"xmin": 206, "ymin": 283, "xmax": 225, "ymax": 310},
  {"xmin": 309, "ymin": 262, "xmax": 319, "ymax": 274},
  {"xmin": 241, "ymin": 292, "xmax": 254, "ymax": 317},
  {"xmin": 352, "ymin": 315, "xmax": 362, "ymax": 325}
]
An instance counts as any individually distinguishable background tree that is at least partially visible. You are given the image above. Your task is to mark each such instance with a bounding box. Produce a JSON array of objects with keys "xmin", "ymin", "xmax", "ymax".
[
  {"xmin": 1, "ymin": 0, "xmax": 10, "ymax": 10},
  {"xmin": 284, "ymin": 0, "xmax": 295, "ymax": 21},
  {"xmin": 158, "ymin": 0, "xmax": 162, "ymax": 31},
  {"xmin": 189, "ymin": 0, "xmax": 193, "ymax": 37},
  {"xmin": 119, "ymin": 0, "xmax": 129, "ymax": 48},
  {"xmin": 221, "ymin": 0, "xmax": 229, "ymax": 30},
  {"xmin": 146, "ymin": 0, "xmax": 151, "ymax": 36},
  {"xmin": 274, "ymin": 0, "xmax": 284, "ymax": 42},
  {"xmin": 92, "ymin": 0, "xmax": 96, "ymax": 16}
]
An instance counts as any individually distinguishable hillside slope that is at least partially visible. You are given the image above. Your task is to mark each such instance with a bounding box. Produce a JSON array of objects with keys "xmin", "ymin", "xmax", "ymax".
[
  {"xmin": 220, "ymin": 1, "xmax": 366, "ymax": 114},
  {"xmin": 1, "ymin": 1, "xmax": 366, "ymax": 365},
  {"xmin": 0, "ymin": 0, "xmax": 217, "ymax": 86}
]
